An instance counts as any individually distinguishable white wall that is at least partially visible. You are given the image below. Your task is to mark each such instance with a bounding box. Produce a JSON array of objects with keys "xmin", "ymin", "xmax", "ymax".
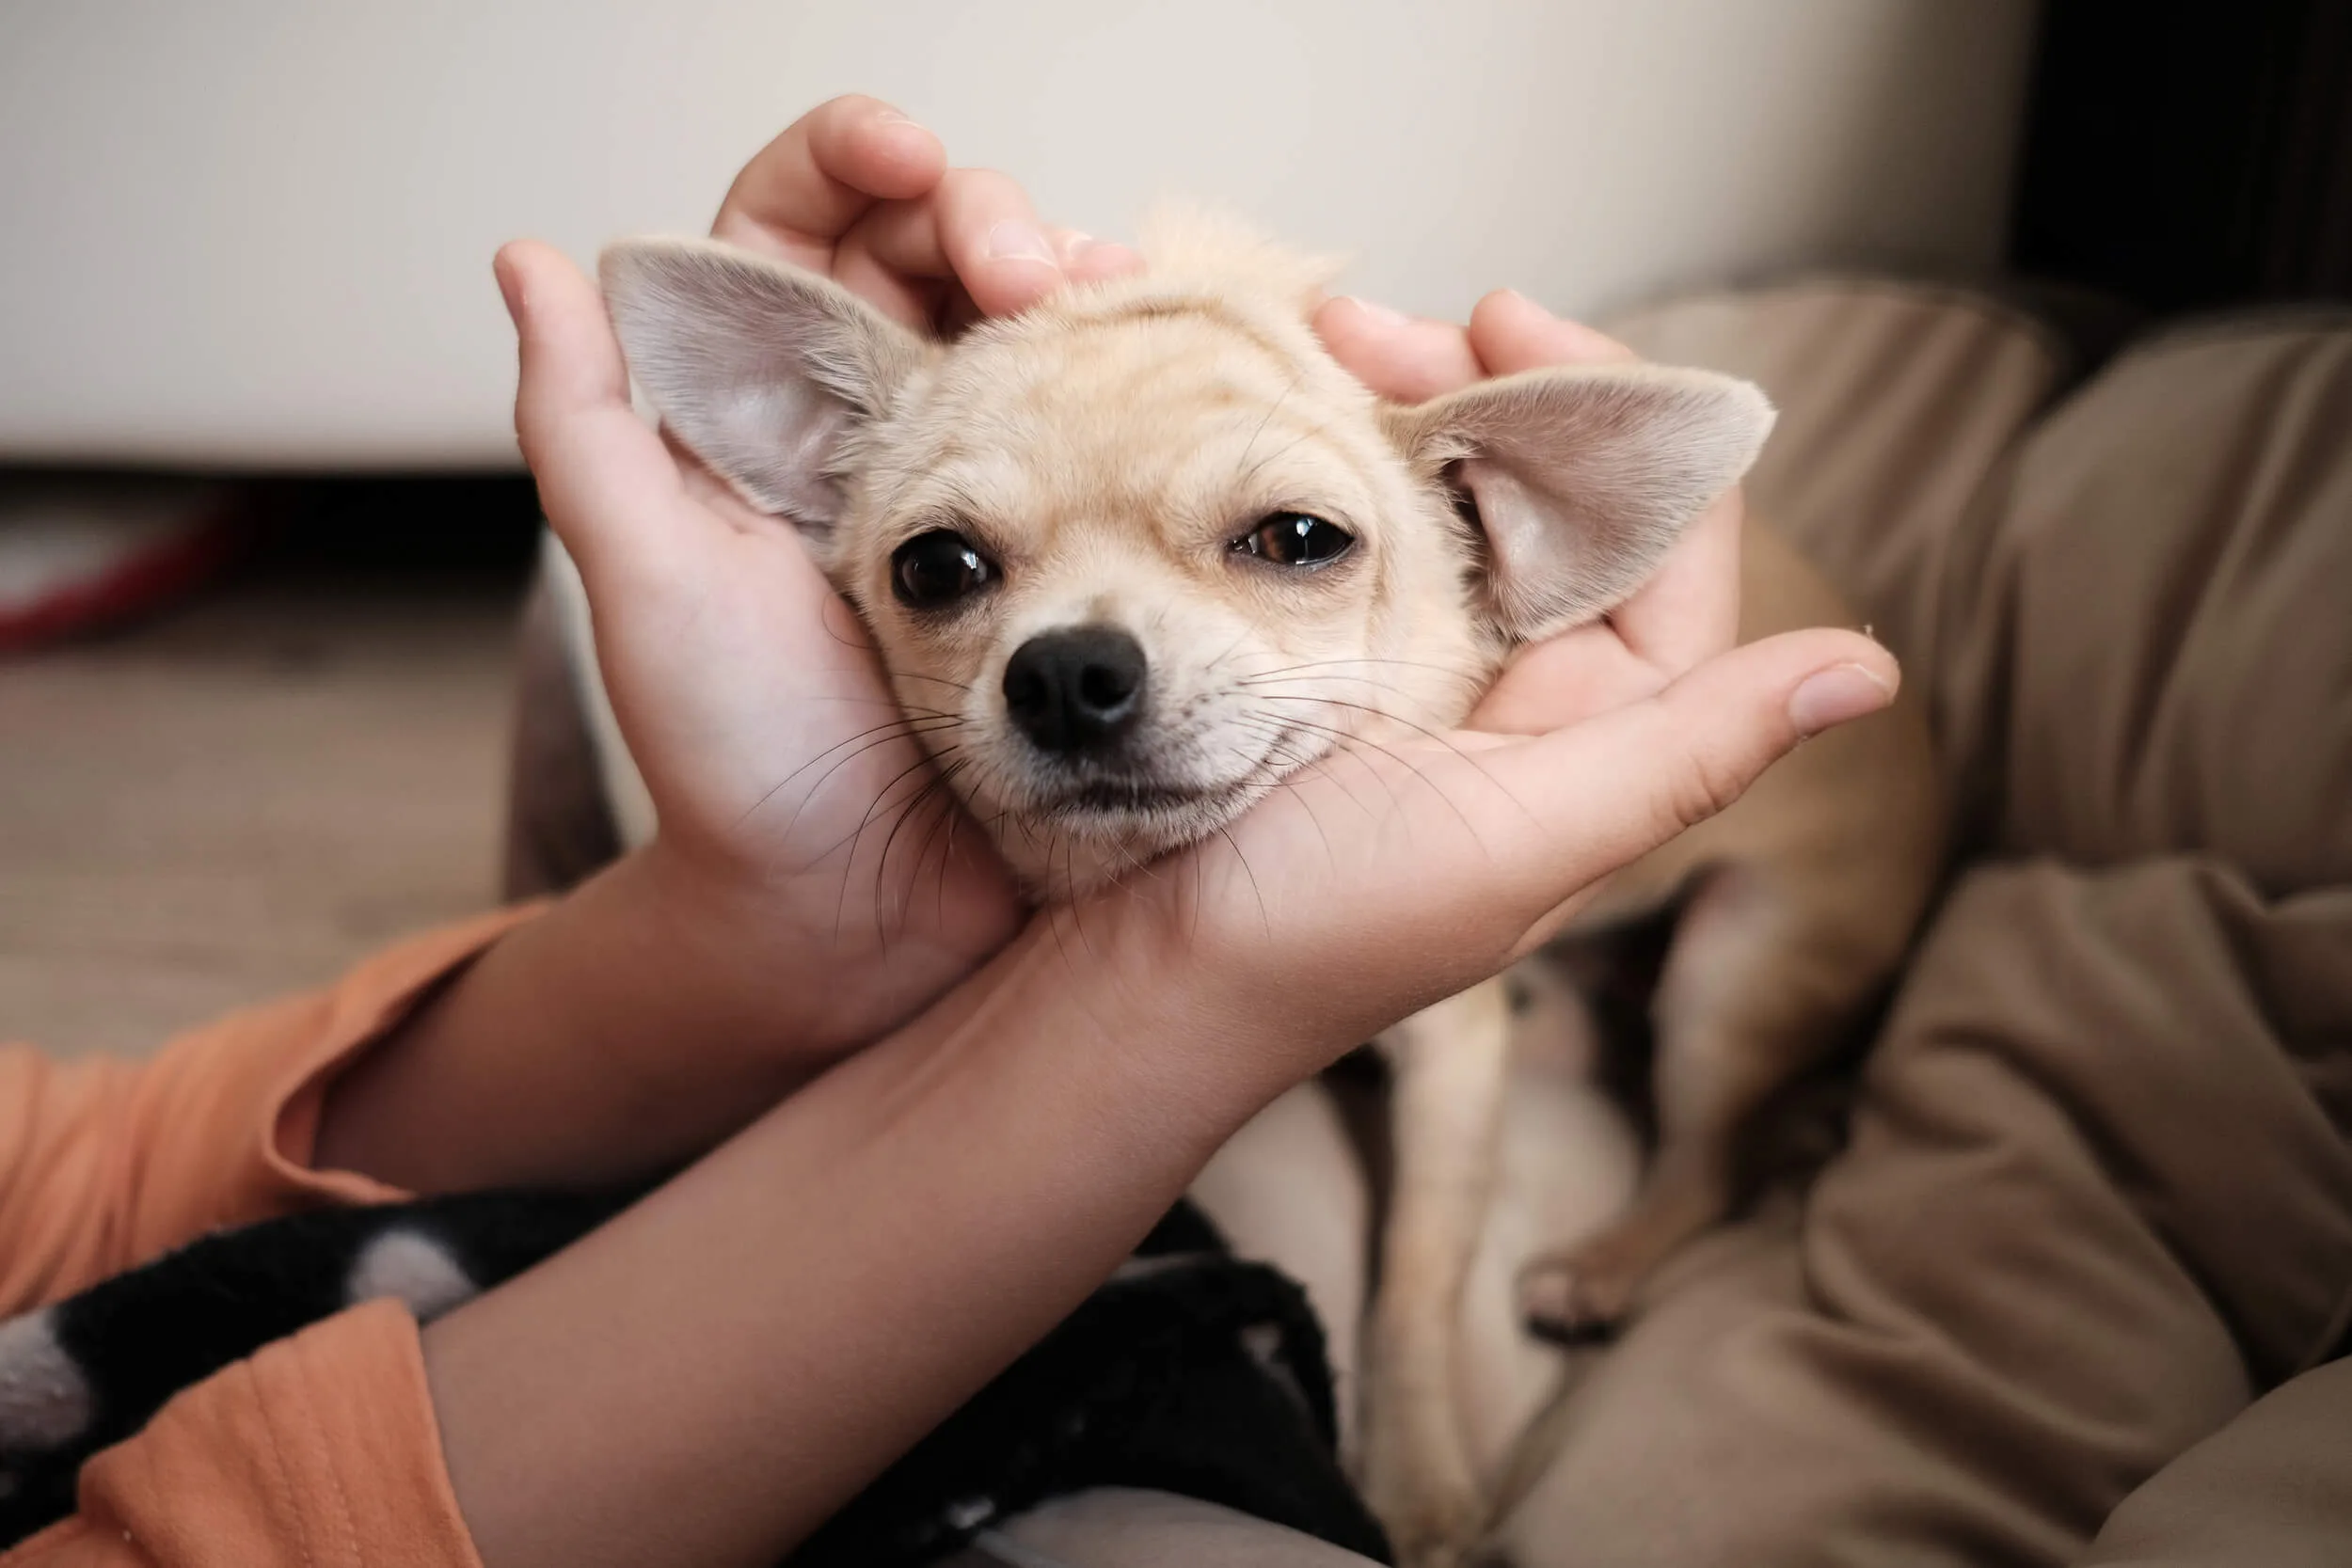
[{"xmin": 0, "ymin": 0, "xmax": 2041, "ymax": 469}]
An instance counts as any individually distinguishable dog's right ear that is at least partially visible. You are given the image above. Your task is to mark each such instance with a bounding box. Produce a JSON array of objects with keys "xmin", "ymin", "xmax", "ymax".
[
  {"xmin": 598, "ymin": 238, "xmax": 931, "ymax": 540},
  {"xmin": 1384, "ymin": 364, "xmax": 1773, "ymax": 643}
]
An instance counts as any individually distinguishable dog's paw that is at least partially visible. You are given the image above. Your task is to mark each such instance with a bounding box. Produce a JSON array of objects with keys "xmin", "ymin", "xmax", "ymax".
[
  {"xmin": 0, "ymin": 1311, "xmax": 92, "ymax": 1455},
  {"xmin": 344, "ymin": 1228, "xmax": 480, "ymax": 1319},
  {"xmin": 1359, "ymin": 1440, "xmax": 1486, "ymax": 1568},
  {"xmin": 1397, "ymin": 1538, "xmax": 1481, "ymax": 1568},
  {"xmin": 1517, "ymin": 1252, "xmax": 1639, "ymax": 1340},
  {"xmin": 1373, "ymin": 1494, "xmax": 1487, "ymax": 1568},
  {"xmin": 0, "ymin": 1308, "xmax": 98, "ymax": 1544}
]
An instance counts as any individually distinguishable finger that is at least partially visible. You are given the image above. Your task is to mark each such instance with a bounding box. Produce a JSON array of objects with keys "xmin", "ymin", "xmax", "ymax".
[
  {"xmin": 829, "ymin": 187, "xmax": 1028, "ymax": 332},
  {"xmin": 918, "ymin": 166, "xmax": 1081, "ymax": 317},
  {"xmin": 1463, "ymin": 288, "xmax": 1637, "ymax": 372},
  {"xmin": 1486, "ymin": 629, "xmax": 1898, "ymax": 929},
  {"xmin": 497, "ymin": 241, "xmax": 702, "ymax": 592},
  {"xmin": 1462, "ymin": 288, "xmax": 1738, "ymax": 673},
  {"xmin": 845, "ymin": 200, "xmax": 1127, "ymax": 285},
  {"xmin": 1466, "ymin": 623, "xmax": 1661, "ymax": 736},
  {"xmin": 1606, "ymin": 484, "xmax": 1745, "ymax": 675},
  {"xmin": 838, "ymin": 194, "xmax": 956, "ymax": 279},
  {"xmin": 828, "ymin": 204, "xmax": 947, "ymax": 331},
  {"xmin": 1052, "ymin": 227, "xmax": 1145, "ymax": 285},
  {"xmin": 1312, "ymin": 295, "xmax": 1484, "ymax": 403},
  {"xmin": 933, "ymin": 231, "xmax": 1139, "ymax": 333},
  {"xmin": 849, "ymin": 167, "xmax": 1068, "ymax": 319},
  {"xmin": 710, "ymin": 95, "xmax": 946, "ymax": 268},
  {"xmin": 835, "ymin": 204, "xmax": 1145, "ymax": 334}
]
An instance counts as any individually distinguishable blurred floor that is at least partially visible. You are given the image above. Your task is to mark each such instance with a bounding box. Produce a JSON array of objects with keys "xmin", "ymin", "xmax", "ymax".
[{"xmin": 0, "ymin": 483, "xmax": 536, "ymax": 1056}]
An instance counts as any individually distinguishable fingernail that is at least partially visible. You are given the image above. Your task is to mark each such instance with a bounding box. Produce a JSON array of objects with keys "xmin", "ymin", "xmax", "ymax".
[
  {"xmin": 492, "ymin": 254, "xmax": 522, "ymax": 326},
  {"xmin": 1788, "ymin": 663, "xmax": 1894, "ymax": 736},
  {"xmin": 1340, "ymin": 294, "xmax": 1410, "ymax": 326},
  {"xmin": 985, "ymin": 220, "xmax": 1058, "ymax": 267},
  {"xmin": 867, "ymin": 102, "xmax": 933, "ymax": 137}
]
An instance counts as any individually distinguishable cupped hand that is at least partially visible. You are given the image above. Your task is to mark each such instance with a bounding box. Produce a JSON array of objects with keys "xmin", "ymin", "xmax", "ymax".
[
  {"xmin": 1058, "ymin": 287, "xmax": 1887, "ymax": 1098},
  {"xmin": 500, "ymin": 99, "xmax": 1139, "ymax": 1052},
  {"xmin": 1070, "ymin": 624, "xmax": 1895, "ymax": 1106}
]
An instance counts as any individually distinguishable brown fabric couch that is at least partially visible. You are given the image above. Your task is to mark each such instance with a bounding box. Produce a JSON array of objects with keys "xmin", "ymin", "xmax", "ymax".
[{"xmin": 503, "ymin": 283, "xmax": 2352, "ymax": 1565}]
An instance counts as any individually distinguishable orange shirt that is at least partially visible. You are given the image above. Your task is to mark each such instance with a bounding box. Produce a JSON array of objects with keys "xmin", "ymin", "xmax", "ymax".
[{"xmin": 1, "ymin": 909, "xmax": 536, "ymax": 1568}]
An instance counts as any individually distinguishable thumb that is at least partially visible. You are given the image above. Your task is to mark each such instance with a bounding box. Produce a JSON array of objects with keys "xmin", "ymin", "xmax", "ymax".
[
  {"xmin": 495, "ymin": 240, "xmax": 701, "ymax": 599},
  {"xmin": 1488, "ymin": 628, "xmax": 1899, "ymax": 934}
]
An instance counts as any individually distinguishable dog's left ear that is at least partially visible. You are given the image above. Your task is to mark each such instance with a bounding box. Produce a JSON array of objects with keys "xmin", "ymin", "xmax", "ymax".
[
  {"xmin": 597, "ymin": 237, "xmax": 932, "ymax": 551},
  {"xmin": 1385, "ymin": 365, "xmax": 1774, "ymax": 642}
]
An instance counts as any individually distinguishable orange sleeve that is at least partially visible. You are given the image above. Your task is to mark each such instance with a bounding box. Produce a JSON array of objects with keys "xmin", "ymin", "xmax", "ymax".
[
  {"xmin": 1, "ymin": 1302, "xmax": 483, "ymax": 1568},
  {"xmin": 0, "ymin": 910, "xmax": 547, "ymax": 1568},
  {"xmin": 0, "ymin": 906, "xmax": 541, "ymax": 1317}
]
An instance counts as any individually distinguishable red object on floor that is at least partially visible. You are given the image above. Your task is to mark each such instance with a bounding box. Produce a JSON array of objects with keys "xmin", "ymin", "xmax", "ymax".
[{"xmin": 0, "ymin": 481, "xmax": 246, "ymax": 652}]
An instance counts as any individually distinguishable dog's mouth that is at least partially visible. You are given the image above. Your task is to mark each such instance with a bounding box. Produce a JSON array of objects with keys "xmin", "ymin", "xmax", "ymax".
[
  {"xmin": 1028, "ymin": 770, "xmax": 1258, "ymax": 832},
  {"xmin": 1046, "ymin": 779, "xmax": 1216, "ymax": 816},
  {"xmin": 1021, "ymin": 723, "xmax": 1312, "ymax": 838}
]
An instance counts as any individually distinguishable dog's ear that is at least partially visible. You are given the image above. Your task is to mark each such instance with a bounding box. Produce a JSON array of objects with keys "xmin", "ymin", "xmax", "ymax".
[
  {"xmin": 598, "ymin": 238, "xmax": 931, "ymax": 540},
  {"xmin": 1386, "ymin": 365, "xmax": 1774, "ymax": 642}
]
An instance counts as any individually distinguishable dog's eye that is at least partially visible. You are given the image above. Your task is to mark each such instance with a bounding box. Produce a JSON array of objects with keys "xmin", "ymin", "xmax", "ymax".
[
  {"xmin": 892, "ymin": 531, "xmax": 996, "ymax": 609},
  {"xmin": 1234, "ymin": 512, "xmax": 1355, "ymax": 568}
]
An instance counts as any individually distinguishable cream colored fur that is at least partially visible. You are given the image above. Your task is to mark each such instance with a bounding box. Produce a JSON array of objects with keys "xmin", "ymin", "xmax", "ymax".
[{"xmin": 575, "ymin": 209, "xmax": 1940, "ymax": 1568}]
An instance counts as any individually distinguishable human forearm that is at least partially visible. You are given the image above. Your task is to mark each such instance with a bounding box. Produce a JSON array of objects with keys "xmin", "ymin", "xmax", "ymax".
[
  {"xmin": 314, "ymin": 845, "xmax": 912, "ymax": 1194},
  {"xmin": 417, "ymin": 922, "xmax": 1265, "ymax": 1568}
]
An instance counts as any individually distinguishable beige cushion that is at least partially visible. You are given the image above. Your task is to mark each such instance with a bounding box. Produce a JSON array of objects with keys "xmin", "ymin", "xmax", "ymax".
[
  {"xmin": 2082, "ymin": 1355, "xmax": 2352, "ymax": 1568},
  {"xmin": 1963, "ymin": 318, "xmax": 2352, "ymax": 888}
]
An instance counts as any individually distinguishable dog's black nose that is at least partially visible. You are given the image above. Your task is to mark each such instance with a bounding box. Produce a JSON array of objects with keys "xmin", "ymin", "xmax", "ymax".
[{"xmin": 1002, "ymin": 626, "xmax": 1148, "ymax": 755}]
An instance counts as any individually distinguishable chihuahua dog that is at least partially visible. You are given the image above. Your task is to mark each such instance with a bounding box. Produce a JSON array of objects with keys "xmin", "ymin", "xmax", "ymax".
[{"xmin": 583, "ymin": 212, "xmax": 1944, "ymax": 1567}]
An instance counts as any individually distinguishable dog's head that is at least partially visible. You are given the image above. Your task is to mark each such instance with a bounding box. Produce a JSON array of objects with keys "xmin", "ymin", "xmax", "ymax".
[{"xmin": 600, "ymin": 214, "xmax": 1772, "ymax": 894}]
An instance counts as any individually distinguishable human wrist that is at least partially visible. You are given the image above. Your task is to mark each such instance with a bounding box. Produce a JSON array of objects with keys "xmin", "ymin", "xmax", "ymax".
[
  {"xmin": 959, "ymin": 913, "xmax": 1337, "ymax": 1151},
  {"xmin": 315, "ymin": 847, "xmax": 853, "ymax": 1193},
  {"xmin": 637, "ymin": 821, "xmax": 1019, "ymax": 1056},
  {"xmin": 618, "ymin": 838, "xmax": 833, "ymax": 1038}
]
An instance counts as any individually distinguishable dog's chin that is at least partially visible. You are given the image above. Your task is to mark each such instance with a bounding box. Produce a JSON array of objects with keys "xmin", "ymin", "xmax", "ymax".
[
  {"xmin": 956, "ymin": 724, "xmax": 1332, "ymax": 895},
  {"xmin": 1031, "ymin": 773, "xmax": 1264, "ymax": 856},
  {"xmin": 983, "ymin": 768, "xmax": 1277, "ymax": 897}
]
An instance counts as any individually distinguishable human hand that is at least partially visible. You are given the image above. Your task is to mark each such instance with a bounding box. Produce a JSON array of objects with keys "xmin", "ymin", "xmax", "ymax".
[
  {"xmin": 1042, "ymin": 285, "xmax": 1885, "ymax": 1105},
  {"xmin": 316, "ymin": 105, "xmax": 1150, "ymax": 1192},
  {"xmin": 500, "ymin": 100, "xmax": 1141, "ymax": 1053},
  {"xmin": 1061, "ymin": 623, "xmax": 1895, "ymax": 1114},
  {"xmin": 1316, "ymin": 287, "xmax": 1746, "ymax": 731}
]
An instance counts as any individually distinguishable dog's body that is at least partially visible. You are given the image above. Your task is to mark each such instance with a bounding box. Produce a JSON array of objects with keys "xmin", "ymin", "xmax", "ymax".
[
  {"xmin": 553, "ymin": 212, "xmax": 1943, "ymax": 1567},
  {"xmin": 1352, "ymin": 524, "xmax": 1942, "ymax": 1562}
]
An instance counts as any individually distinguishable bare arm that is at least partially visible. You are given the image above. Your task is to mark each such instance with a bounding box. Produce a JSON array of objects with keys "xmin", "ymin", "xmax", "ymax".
[
  {"xmin": 420, "ymin": 922, "xmax": 1256, "ymax": 1568},
  {"xmin": 316, "ymin": 846, "xmax": 834, "ymax": 1192}
]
